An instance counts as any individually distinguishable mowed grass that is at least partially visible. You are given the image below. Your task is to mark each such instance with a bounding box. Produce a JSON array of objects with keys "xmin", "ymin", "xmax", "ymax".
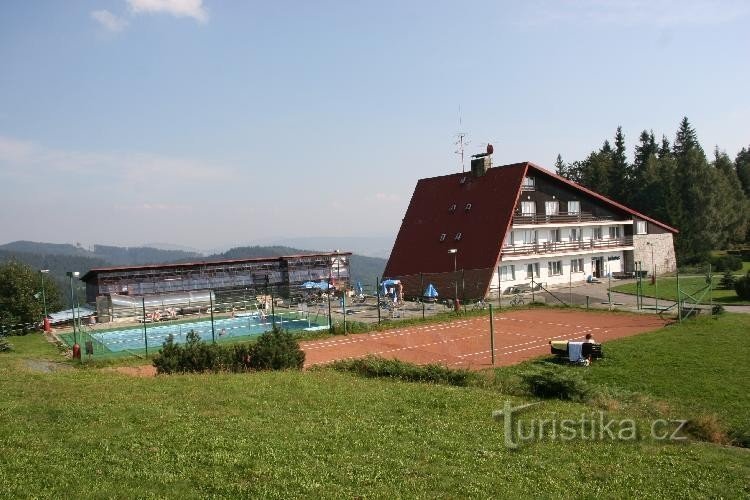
[
  {"xmin": 612, "ymin": 275, "xmax": 749, "ymax": 305},
  {"xmin": 1, "ymin": 320, "xmax": 749, "ymax": 498},
  {"xmin": 583, "ymin": 314, "xmax": 750, "ymax": 434}
]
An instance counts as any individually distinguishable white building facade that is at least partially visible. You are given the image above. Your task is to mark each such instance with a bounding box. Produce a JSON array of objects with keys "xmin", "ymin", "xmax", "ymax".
[{"xmin": 488, "ymin": 174, "xmax": 676, "ymax": 293}]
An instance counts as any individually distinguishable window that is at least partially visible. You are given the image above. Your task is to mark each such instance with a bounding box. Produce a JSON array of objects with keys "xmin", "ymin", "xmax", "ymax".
[
  {"xmin": 609, "ymin": 226, "xmax": 621, "ymax": 239},
  {"xmin": 636, "ymin": 220, "xmax": 647, "ymax": 234},
  {"xmin": 571, "ymin": 258, "xmax": 585, "ymax": 273},
  {"xmin": 527, "ymin": 263, "xmax": 540, "ymax": 278},
  {"xmin": 549, "ymin": 228, "xmax": 561, "ymax": 242},
  {"xmin": 545, "ymin": 201, "xmax": 559, "ymax": 216},
  {"xmin": 593, "ymin": 227, "xmax": 603, "ymax": 240},
  {"xmin": 548, "ymin": 261, "xmax": 563, "ymax": 276},
  {"xmin": 439, "ymin": 233, "xmax": 446, "ymax": 242},
  {"xmin": 521, "ymin": 230, "xmax": 537, "ymax": 245},
  {"xmin": 465, "ymin": 203, "xmax": 472, "ymax": 212},
  {"xmin": 449, "ymin": 204, "xmax": 456, "ymax": 213},
  {"xmin": 521, "ymin": 201, "xmax": 536, "ymax": 215},
  {"xmin": 454, "ymin": 232, "xmax": 462, "ymax": 241},
  {"xmin": 500, "ymin": 265, "xmax": 515, "ymax": 281},
  {"xmin": 504, "ymin": 231, "xmax": 515, "ymax": 247},
  {"xmin": 569, "ymin": 227, "xmax": 582, "ymax": 241},
  {"xmin": 521, "ymin": 176, "xmax": 535, "ymax": 190},
  {"xmin": 568, "ymin": 200, "xmax": 581, "ymax": 214}
]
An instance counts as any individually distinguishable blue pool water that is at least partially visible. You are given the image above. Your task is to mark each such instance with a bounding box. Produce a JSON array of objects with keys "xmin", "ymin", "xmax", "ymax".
[{"xmin": 90, "ymin": 314, "xmax": 321, "ymax": 352}]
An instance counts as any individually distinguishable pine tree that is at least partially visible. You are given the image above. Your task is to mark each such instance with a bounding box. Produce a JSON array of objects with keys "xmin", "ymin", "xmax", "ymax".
[
  {"xmin": 609, "ymin": 126, "xmax": 631, "ymax": 203},
  {"xmin": 712, "ymin": 149, "xmax": 749, "ymax": 245},
  {"xmin": 736, "ymin": 146, "xmax": 750, "ymax": 198},
  {"xmin": 658, "ymin": 135, "xmax": 672, "ymax": 159},
  {"xmin": 554, "ymin": 154, "xmax": 567, "ymax": 178},
  {"xmin": 633, "ymin": 130, "xmax": 657, "ymax": 179},
  {"xmin": 671, "ymin": 118, "xmax": 719, "ymax": 261}
]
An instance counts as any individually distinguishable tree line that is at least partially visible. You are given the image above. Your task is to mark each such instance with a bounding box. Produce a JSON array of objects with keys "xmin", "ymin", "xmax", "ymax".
[{"xmin": 554, "ymin": 117, "xmax": 750, "ymax": 264}]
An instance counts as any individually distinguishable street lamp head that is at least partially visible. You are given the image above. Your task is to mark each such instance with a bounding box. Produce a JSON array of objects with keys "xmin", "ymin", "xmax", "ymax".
[
  {"xmin": 40, "ymin": 269, "xmax": 50, "ymax": 274},
  {"xmin": 448, "ymin": 248, "xmax": 458, "ymax": 254},
  {"xmin": 66, "ymin": 271, "xmax": 80, "ymax": 278}
]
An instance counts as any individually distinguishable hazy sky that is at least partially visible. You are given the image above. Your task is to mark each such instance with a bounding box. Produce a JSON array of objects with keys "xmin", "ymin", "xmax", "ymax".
[{"xmin": 1, "ymin": 0, "xmax": 748, "ymax": 251}]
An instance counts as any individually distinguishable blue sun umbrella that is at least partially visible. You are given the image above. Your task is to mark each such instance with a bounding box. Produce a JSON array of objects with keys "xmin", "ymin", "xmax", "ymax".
[{"xmin": 423, "ymin": 283, "xmax": 438, "ymax": 298}]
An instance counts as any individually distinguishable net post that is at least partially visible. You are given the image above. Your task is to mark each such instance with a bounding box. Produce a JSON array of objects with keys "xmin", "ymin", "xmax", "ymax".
[
  {"xmin": 142, "ymin": 297, "xmax": 148, "ymax": 355},
  {"xmin": 420, "ymin": 273, "xmax": 425, "ymax": 320},
  {"xmin": 676, "ymin": 270, "xmax": 681, "ymax": 322},
  {"xmin": 210, "ymin": 290, "xmax": 216, "ymax": 343},
  {"xmin": 376, "ymin": 276, "xmax": 381, "ymax": 326},
  {"xmin": 489, "ymin": 304, "xmax": 495, "ymax": 366}
]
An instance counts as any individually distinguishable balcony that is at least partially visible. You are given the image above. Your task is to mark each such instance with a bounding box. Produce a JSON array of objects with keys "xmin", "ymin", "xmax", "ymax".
[
  {"xmin": 502, "ymin": 236, "xmax": 633, "ymax": 257},
  {"xmin": 512, "ymin": 211, "xmax": 613, "ymax": 225}
]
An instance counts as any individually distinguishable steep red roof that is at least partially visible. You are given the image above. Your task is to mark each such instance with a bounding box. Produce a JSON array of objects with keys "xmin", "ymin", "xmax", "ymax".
[{"xmin": 384, "ymin": 162, "xmax": 527, "ymax": 289}]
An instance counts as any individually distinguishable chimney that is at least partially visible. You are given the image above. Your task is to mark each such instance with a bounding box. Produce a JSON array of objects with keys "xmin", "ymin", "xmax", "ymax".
[{"xmin": 470, "ymin": 143, "xmax": 493, "ymax": 177}]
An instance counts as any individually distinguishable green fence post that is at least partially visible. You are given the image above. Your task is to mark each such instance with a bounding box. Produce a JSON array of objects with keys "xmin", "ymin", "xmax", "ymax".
[
  {"xmin": 489, "ymin": 304, "xmax": 495, "ymax": 366},
  {"xmin": 210, "ymin": 290, "xmax": 216, "ymax": 343},
  {"xmin": 586, "ymin": 296, "xmax": 589, "ymax": 310},
  {"xmin": 420, "ymin": 273, "xmax": 425, "ymax": 320},
  {"xmin": 327, "ymin": 276, "xmax": 333, "ymax": 333},
  {"xmin": 376, "ymin": 276, "xmax": 381, "ymax": 325},
  {"xmin": 497, "ymin": 265, "xmax": 502, "ymax": 311},
  {"xmin": 676, "ymin": 270, "xmax": 681, "ymax": 322},
  {"xmin": 142, "ymin": 297, "xmax": 148, "ymax": 356}
]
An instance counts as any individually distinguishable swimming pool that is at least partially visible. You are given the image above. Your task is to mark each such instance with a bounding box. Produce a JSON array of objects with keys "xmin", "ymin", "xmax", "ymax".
[{"xmin": 86, "ymin": 313, "xmax": 324, "ymax": 353}]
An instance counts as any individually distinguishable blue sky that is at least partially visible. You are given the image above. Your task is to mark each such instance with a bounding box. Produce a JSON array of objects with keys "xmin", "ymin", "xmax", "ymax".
[{"xmin": 1, "ymin": 0, "xmax": 748, "ymax": 251}]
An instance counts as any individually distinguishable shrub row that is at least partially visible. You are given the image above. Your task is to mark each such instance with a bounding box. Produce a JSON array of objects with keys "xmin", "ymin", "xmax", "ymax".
[
  {"xmin": 735, "ymin": 271, "xmax": 750, "ymax": 300},
  {"xmin": 329, "ymin": 355, "xmax": 475, "ymax": 386},
  {"xmin": 518, "ymin": 365, "xmax": 590, "ymax": 401},
  {"xmin": 0, "ymin": 335, "xmax": 12, "ymax": 352},
  {"xmin": 152, "ymin": 328, "xmax": 305, "ymax": 374}
]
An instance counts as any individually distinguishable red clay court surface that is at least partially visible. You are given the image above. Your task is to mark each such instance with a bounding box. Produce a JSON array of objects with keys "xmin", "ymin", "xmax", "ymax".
[{"xmin": 301, "ymin": 309, "xmax": 669, "ymax": 370}]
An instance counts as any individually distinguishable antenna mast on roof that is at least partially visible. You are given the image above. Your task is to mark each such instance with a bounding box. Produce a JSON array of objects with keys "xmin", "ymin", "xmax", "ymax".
[{"xmin": 454, "ymin": 105, "xmax": 469, "ymax": 173}]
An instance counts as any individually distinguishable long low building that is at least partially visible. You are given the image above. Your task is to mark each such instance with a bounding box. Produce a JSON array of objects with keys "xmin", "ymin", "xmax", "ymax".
[{"xmin": 81, "ymin": 252, "xmax": 351, "ymax": 322}]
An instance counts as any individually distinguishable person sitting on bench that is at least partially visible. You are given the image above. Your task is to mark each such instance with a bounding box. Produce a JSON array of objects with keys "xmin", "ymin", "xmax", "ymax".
[{"xmin": 584, "ymin": 333, "xmax": 595, "ymax": 343}]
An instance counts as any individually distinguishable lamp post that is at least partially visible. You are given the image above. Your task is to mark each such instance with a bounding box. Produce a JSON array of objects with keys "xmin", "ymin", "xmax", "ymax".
[
  {"xmin": 66, "ymin": 271, "xmax": 80, "ymax": 345},
  {"xmin": 647, "ymin": 242, "xmax": 657, "ymax": 312},
  {"xmin": 40, "ymin": 269, "xmax": 49, "ymax": 325},
  {"xmin": 448, "ymin": 249, "xmax": 458, "ymax": 306}
]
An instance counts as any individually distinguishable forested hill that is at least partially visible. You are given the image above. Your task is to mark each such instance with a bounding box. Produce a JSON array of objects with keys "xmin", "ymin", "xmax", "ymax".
[{"xmin": 0, "ymin": 241, "xmax": 202, "ymax": 266}]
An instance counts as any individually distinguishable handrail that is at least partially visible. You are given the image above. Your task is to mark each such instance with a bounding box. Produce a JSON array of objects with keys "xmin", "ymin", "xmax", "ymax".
[
  {"xmin": 502, "ymin": 236, "xmax": 634, "ymax": 256},
  {"xmin": 512, "ymin": 212, "xmax": 614, "ymax": 225}
]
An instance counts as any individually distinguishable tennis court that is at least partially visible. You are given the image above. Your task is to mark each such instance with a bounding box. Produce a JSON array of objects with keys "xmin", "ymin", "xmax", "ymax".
[{"xmin": 301, "ymin": 309, "xmax": 668, "ymax": 369}]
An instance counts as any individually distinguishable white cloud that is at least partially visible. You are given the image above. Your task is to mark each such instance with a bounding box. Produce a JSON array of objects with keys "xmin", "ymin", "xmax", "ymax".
[
  {"xmin": 91, "ymin": 9, "xmax": 129, "ymax": 32},
  {"xmin": 127, "ymin": 0, "xmax": 208, "ymax": 23}
]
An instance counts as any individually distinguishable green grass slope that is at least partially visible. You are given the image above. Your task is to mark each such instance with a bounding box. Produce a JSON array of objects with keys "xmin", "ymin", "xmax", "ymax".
[{"xmin": 1, "ymin": 317, "xmax": 749, "ymax": 498}]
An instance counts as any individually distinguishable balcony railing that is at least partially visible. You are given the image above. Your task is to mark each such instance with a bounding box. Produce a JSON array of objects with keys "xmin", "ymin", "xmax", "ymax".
[
  {"xmin": 512, "ymin": 212, "xmax": 614, "ymax": 225},
  {"xmin": 502, "ymin": 236, "xmax": 633, "ymax": 257}
]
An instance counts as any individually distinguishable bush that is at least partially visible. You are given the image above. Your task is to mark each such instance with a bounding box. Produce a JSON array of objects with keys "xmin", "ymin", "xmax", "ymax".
[
  {"xmin": 734, "ymin": 272, "xmax": 750, "ymax": 300},
  {"xmin": 711, "ymin": 304, "xmax": 725, "ymax": 316},
  {"xmin": 718, "ymin": 270, "xmax": 736, "ymax": 290},
  {"xmin": 330, "ymin": 355, "xmax": 474, "ymax": 386},
  {"xmin": 518, "ymin": 366, "xmax": 590, "ymax": 401},
  {"xmin": 710, "ymin": 254, "xmax": 743, "ymax": 272},
  {"xmin": 248, "ymin": 327, "xmax": 305, "ymax": 371},
  {"xmin": 0, "ymin": 335, "xmax": 12, "ymax": 352},
  {"xmin": 152, "ymin": 327, "xmax": 304, "ymax": 374}
]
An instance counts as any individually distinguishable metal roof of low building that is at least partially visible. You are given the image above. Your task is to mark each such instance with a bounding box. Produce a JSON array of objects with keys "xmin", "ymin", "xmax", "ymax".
[{"xmin": 80, "ymin": 251, "xmax": 352, "ymax": 282}]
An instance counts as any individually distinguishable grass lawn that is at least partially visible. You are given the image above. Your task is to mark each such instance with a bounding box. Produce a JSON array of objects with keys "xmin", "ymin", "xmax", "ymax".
[
  {"xmin": 1, "ymin": 316, "xmax": 749, "ymax": 497},
  {"xmin": 612, "ymin": 275, "xmax": 750, "ymax": 305}
]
